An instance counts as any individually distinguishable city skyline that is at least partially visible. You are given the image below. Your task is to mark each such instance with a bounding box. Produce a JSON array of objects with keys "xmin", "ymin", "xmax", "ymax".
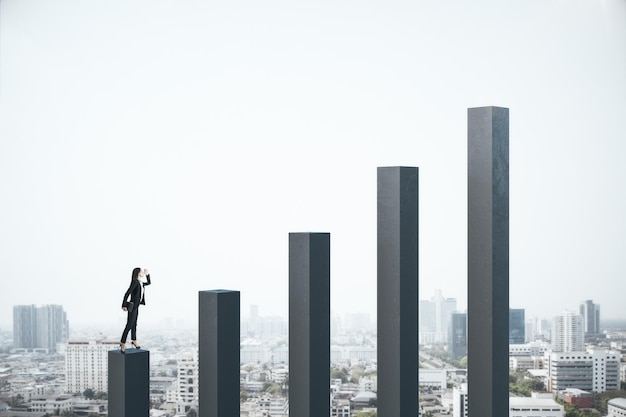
[
  {"xmin": 2, "ymin": 1, "xmax": 626, "ymax": 329},
  {"xmin": 5, "ymin": 296, "xmax": 618, "ymax": 335}
]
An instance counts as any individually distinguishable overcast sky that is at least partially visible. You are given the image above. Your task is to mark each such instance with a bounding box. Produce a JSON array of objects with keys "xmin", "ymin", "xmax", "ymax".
[{"xmin": 1, "ymin": 0, "xmax": 625, "ymax": 331}]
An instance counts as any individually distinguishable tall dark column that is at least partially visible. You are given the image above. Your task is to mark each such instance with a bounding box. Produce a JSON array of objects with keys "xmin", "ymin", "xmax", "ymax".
[
  {"xmin": 199, "ymin": 290, "xmax": 240, "ymax": 417},
  {"xmin": 289, "ymin": 232, "xmax": 330, "ymax": 417},
  {"xmin": 377, "ymin": 166, "xmax": 418, "ymax": 417},
  {"xmin": 108, "ymin": 349, "xmax": 149, "ymax": 417},
  {"xmin": 467, "ymin": 106, "xmax": 509, "ymax": 417}
]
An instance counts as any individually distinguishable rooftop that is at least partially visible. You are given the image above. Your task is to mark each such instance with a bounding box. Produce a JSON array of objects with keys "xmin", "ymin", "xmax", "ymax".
[
  {"xmin": 608, "ymin": 398, "xmax": 626, "ymax": 408},
  {"xmin": 510, "ymin": 397, "xmax": 561, "ymax": 407}
]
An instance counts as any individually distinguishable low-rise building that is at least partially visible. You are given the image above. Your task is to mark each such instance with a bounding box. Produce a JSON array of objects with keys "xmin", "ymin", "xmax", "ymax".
[
  {"xmin": 331, "ymin": 403, "xmax": 350, "ymax": 417},
  {"xmin": 29, "ymin": 395, "xmax": 73, "ymax": 415},
  {"xmin": 258, "ymin": 396, "xmax": 288, "ymax": 416},
  {"xmin": 72, "ymin": 398, "xmax": 107, "ymax": 415},
  {"xmin": 509, "ymin": 397, "xmax": 564, "ymax": 417},
  {"xmin": 608, "ymin": 398, "xmax": 626, "ymax": 417},
  {"xmin": 510, "ymin": 356, "xmax": 544, "ymax": 371},
  {"xmin": 359, "ymin": 376, "xmax": 377, "ymax": 392},
  {"xmin": 559, "ymin": 388, "xmax": 592, "ymax": 409},
  {"xmin": 419, "ymin": 369, "xmax": 447, "ymax": 390},
  {"xmin": 150, "ymin": 376, "xmax": 176, "ymax": 404},
  {"xmin": 0, "ymin": 411, "xmax": 47, "ymax": 417},
  {"xmin": 510, "ymin": 342, "xmax": 550, "ymax": 357}
]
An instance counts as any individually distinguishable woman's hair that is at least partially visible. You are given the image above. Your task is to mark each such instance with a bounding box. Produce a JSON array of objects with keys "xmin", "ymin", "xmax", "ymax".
[{"xmin": 131, "ymin": 267, "xmax": 141, "ymax": 281}]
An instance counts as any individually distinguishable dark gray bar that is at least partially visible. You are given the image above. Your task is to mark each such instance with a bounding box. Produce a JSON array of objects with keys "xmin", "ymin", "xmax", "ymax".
[
  {"xmin": 377, "ymin": 167, "xmax": 418, "ymax": 417},
  {"xmin": 468, "ymin": 106, "xmax": 509, "ymax": 417},
  {"xmin": 199, "ymin": 290, "xmax": 240, "ymax": 417},
  {"xmin": 108, "ymin": 349, "xmax": 150, "ymax": 417},
  {"xmin": 289, "ymin": 232, "xmax": 330, "ymax": 417}
]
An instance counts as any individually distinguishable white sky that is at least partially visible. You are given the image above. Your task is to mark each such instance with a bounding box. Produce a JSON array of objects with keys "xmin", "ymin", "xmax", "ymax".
[{"xmin": 1, "ymin": 0, "xmax": 625, "ymax": 330}]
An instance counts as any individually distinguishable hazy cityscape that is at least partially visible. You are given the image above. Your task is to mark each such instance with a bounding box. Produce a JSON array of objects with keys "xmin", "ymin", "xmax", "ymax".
[
  {"xmin": 2, "ymin": 294, "xmax": 626, "ymax": 417},
  {"xmin": 2, "ymin": 1, "xmax": 626, "ymax": 417}
]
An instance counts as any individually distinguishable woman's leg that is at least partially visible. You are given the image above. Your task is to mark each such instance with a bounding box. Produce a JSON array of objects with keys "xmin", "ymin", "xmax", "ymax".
[
  {"xmin": 121, "ymin": 308, "xmax": 139, "ymax": 343},
  {"xmin": 131, "ymin": 307, "xmax": 139, "ymax": 341}
]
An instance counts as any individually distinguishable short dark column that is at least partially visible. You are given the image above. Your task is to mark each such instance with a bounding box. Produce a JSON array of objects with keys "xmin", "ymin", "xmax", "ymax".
[
  {"xmin": 108, "ymin": 349, "xmax": 150, "ymax": 417},
  {"xmin": 198, "ymin": 290, "xmax": 240, "ymax": 417},
  {"xmin": 289, "ymin": 232, "xmax": 330, "ymax": 417},
  {"xmin": 377, "ymin": 166, "xmax": 419, "ymax": 417},
  {"xmin": 467, "ymin": 106, "xmax": 509, "ymax": 417}
]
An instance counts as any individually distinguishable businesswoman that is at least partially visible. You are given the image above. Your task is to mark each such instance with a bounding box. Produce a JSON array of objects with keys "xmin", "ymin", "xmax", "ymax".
[{"xmin": 120, "ymin": 267, "xmax": 151, "ymax": 352}]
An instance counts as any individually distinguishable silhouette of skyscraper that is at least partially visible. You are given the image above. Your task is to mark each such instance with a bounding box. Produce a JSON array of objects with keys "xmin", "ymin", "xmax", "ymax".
[
  {"xmin": 467, "ymin": 106, "xmax": 509, "ymax": 417},
  {"xmin": 579, "ymin": 300, "xmax": 600, "ymax": 338},
  {"xmin": 13, "ymin": 304, "xmax": 68, "ymax": 352},
  {"xmin": 377, "ymin": 166, "xmax": 418, "ymax": 417},
  {"xmin": 448, "ymin": 312, "xmax": 468, "ymax": 360},
  {"xmin": 509, "ymin": 309, "xmax": 525, "ymax": 344},
  {"xmin": 420, "ymin": 290, "xmax": 457, "ymax": 344}
]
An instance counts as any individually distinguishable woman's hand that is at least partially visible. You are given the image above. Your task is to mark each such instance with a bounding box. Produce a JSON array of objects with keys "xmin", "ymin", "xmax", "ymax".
[
  {"xmin": 122, "ymin": 307, "xmax": 128, "ymax": 312},
  {"xmin": 143, "ymin": 268, "xmax": 149, "ymax": 275}
]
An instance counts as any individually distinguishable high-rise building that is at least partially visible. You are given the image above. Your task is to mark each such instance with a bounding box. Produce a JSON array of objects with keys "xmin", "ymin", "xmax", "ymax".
[
  {"xmin": 589, "ymin": 349, "xmax": 621, "ymax": 393},
  {"xmin": 551, "ymin": 311, "xmax": 584, "ymax": 353},
  {"xmin": 453, "ymin": 383, "xmax": 468, "ymax": 417},
  {"xmin": 579, "ymin": 300, "xmax": 601, "ymax": 338},
  {"xmin": 419, "ymin": 290, "xmax": 457, "ymax": 344},
  {"xmin": 448, "ymin": 313, "xmax": 467, "ymax": 360},
  {"xmin": 177, "ymin": 351, "xmax": 198, "ymax": 415},
  {"xmin": 525, "ymin": 317, "xmax": 537, "ymax": 343},
  {"xmin": 13, "ymin": 305, "xmax": 68, "ymax": 352},
  {"xmin": 13, "ymin": 305, "xmax": 37, "ymax": 349},
  {"xmin": 509, "ymin": 309, "xmax": 525, "ymax": 345},
  {"xmin": 65, "ymin": 339, "xmax": 119, "ymax": 393}
]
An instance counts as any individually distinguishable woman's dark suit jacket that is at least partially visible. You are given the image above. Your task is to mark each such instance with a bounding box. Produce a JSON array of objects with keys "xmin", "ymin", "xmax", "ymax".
[{"xmin": 121, "ymin": 274, "xmax": 151, "ymax": 308}]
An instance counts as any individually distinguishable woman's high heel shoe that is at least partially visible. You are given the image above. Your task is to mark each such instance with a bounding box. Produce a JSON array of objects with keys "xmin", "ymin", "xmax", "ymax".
[
  {"xmin": 131, "ymin": 340, "xmax": 141, "ymax": 349},
  {"xmin": 120, "ymin": 343, "xmax": 126, "ymax": 353}
]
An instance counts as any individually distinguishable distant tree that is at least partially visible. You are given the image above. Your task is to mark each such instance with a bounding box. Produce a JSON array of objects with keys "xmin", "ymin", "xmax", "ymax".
[
  {"xmin": 186, "ymin": 408, "xmax": 198, "ymax": 417},
  {"xmin": 593, "ymin": 390, "xmax": 626, "ymax": 415},
  {"xmin": 8, "ymin": 393, "xmax": 24, "ymax": 407},
  {"xmin": 351, "ymin": 365, "xmax": 365, "ymax": 380},
  {"xmin": 331, "ymin": 367, "xmax": 349, "ymax": 383},
  {"xmin": 83, "ymin": 388, "xmax": 95, "ymax": 399},
  {"xmin": 94, "ymin": 391, "xmax": 107, "ymax": 400},
  {"xmin": 262, "ymin": 382, "xmax": 281, "ymax": 395},
  {"xmin": 356, "ymin": 411, "xmax": 377, "ymax": 417},
  {"xmin": 458, "ymin": 356, "xmax": 468, "ymax": 368}
]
